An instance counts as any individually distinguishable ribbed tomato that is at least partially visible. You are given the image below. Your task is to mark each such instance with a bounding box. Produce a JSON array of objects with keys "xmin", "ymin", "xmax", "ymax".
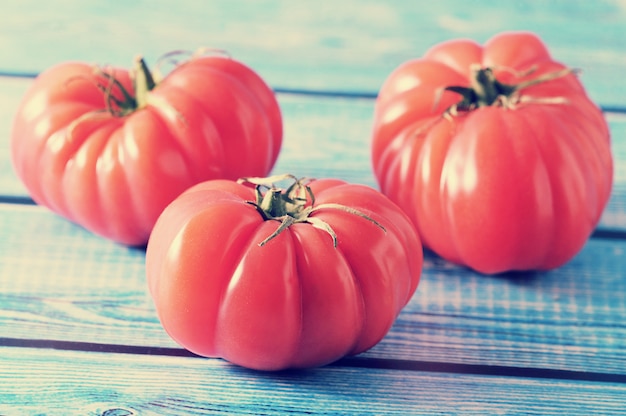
[
  {"xmin": 146, "ymin": 175, "xmax": 422, "ymax": 370},
  {"xmin": 371, "ymin": 32, "xmax": 613, "ymax": 274},
  {"xmin": 11, "ymin": 51, "xmax": 282, "ymax": 245}
]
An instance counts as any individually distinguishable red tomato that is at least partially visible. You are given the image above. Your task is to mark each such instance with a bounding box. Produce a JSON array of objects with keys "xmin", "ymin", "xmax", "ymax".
[
  {"xmin": 371, "ymin": 32, "xmax": 613, "ymax": 275},
  {"xmin": 146, "ymin": 175, "xmax": 422, "ymax": 371},
  {"xmin": 10, "ymin": 51, "xmax": 282, "ymax": 245}
]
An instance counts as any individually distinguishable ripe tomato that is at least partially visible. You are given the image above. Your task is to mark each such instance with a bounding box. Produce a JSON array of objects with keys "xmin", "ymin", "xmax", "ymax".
[
  {"xmin": 146, "ymin": 175, "xmax": 422, "ymax": 371},
  {"xmin": 10, "ymin": 51, "xmax": 282, "ymax": 246},
  {"xmin": 371, "ymin": 31, "xmax": 613, "ymax": 274}
]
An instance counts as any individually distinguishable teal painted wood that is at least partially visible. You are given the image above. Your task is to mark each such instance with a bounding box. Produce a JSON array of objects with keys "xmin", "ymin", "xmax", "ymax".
[
  {"xmin": 1, "ymin": 346, "xmax": 625, "ymax": 416},
  {"xmin": 1, "ymin": 79, "xmax": 625, "ymax": 231},
  {"xmin": 0, "ymin": 1, "xmax": 625, "ymax": 412},
  {"xmin": 1, "ymin": 0, "xmax": 625, "ymax": 106},
  {"xmin": 0, "ymin": 78, "xmax": 27, "ymax": 197},
  {"xmin": 1, "ymin": 203, "xmax": 625, "ymax": 376}
]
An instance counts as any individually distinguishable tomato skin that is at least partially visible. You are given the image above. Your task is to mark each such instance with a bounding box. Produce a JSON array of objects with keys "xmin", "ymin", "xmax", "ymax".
[
  {"xmin": 146, "ymin": 178, "xmax": 422, "ymax": 371},
  {"xmin": 10, "ymin": 55, "xmax": 282, "ymax": 245},
  {"xmin": 371, "ymin": 31, "xmax": 613, "ymax": 274}
]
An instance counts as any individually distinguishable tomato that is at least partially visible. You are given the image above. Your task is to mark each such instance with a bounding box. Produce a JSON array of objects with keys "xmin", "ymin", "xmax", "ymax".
[
  {"xmin": 145, "ymin": 174, "xmax": 422, "ymax": 371},
  {"xmin": 371, "ymin": 31, "xmax": 613, "ymax": 275},
  {"xmin": 10, "ymin": 51, "xmax": 282, "ymax": 246}
]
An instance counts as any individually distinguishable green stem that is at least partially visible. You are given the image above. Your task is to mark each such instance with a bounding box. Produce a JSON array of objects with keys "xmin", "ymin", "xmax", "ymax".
[
  {"xmin": 133, "ymin": 55, "xmax": 157, "ymax": 109},
  {"xmin": 444, "ymin": 65, "xmax": 573, "ymax": 112},
  {"xmin": 239, "ymin": 175, "xmax": 385, "ymax": 247},
  {"xmin": 470, "ymin": 67, "xmax": 515, "ymax": 107}
]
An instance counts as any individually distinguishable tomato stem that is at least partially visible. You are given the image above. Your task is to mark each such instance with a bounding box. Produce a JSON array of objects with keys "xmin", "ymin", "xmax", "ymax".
[
  {"xmin": 91, "ymin": 56, "xmax": 157, "ymax": 116},
  {"xmin": 239, "ymin": 174, "xmax": 385, "ymax": 247},
  {"xmin": 444, "ymin": 64, "xmax": 575, "ymax": 114},
  {"xmin": 133, "ymin": 56, "xmax": 157, "ymax": 109},
  {"xmin": 92, "ymin": 55, "xmax": 186, "ymax": 118}
]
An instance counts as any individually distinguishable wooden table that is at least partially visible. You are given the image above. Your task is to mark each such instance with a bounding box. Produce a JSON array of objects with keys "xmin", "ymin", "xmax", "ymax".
[{"xmin": 1, "ymin": 1, "xmax": 625, "ymax": 414}]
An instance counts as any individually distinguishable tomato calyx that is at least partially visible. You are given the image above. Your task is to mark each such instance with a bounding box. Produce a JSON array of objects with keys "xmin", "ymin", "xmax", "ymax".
[
  {"xmin": 88, "ymin": 56, "xmax": 155, "ymax": 117},
  {"xmin": 443, "ymin": 64, "xmax": 575, "ymax": 115},
  {"xmin": 88, "ymin": 54, "xmax": 190, "ymax": 120},
  {"xmin": 239, "ymin": 174, "xmax": 386, "ymax": 247},
  {"xmin": 83, "ymin": 49, "xmax": 233, "ymax": 118}
]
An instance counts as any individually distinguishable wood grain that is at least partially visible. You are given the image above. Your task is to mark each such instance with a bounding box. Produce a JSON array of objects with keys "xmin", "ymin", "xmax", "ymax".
[
  {"xmin": 1, "ymin": 1, "xmax": 625, "ymax": 412},
  {"xmin": 1, "ymin": 78, "xmax": 625, "ymax": 231},
  {"xmin": 1, "ymin": 1, "xmax": 625, "ymax": 106},
  {"xmin": 1, "ymin": 203, "xmax": 624, "ymax": 376},
  {"xmin": 1, "ymin": 346, "xmax": 625, "ymax": 415}
]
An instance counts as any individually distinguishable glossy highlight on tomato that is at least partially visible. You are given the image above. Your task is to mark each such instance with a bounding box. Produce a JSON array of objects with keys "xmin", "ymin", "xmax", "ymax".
[
  {"xmin": 10, "ymin": 51, "xmax": 282, "ymax": 245},
  {"xmin": 371, "ymin": 31, "xmax": 613, "ymax": 274},
  {"xmin": 146, "ymin": 175, "xmax": 422, "ymax": 371}
]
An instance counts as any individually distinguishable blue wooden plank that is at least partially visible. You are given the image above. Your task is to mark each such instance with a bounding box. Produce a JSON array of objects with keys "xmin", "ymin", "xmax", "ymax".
[
  {"xmin": 2, "ymin": 79, "xmax": 625, "ymax": 231},
  {"xmin": 0, "ymin": 1, "xmax": 624, "ymax": 412},
  {"xmin": 385, "ymin": 238, "xmax": 626, "ymax": 375},
  {"xmin": 1, "ymin": 203, "xmax": 624, "ymax": 376},
  {"xmin": 1, "ymin": 0, "xmax": 625, "ymax": 106},
  {"xmin": 1, "ymin": 346, "xmax": 625, "ymax": 415},
  {"xmin": 0, "ymin": 78, "xmax": 28, "ymax": 197}
]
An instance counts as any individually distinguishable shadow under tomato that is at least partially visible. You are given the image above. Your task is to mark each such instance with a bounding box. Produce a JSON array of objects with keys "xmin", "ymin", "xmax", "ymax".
[{"xmin": 422, "ymin": 247, "xmax": 544, "ymax": 284}]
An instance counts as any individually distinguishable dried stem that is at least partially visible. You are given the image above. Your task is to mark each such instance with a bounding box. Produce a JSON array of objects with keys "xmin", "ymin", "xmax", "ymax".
[{"xmin": 238, "ymin": 175, "xmax": 385, "ymax": 247}]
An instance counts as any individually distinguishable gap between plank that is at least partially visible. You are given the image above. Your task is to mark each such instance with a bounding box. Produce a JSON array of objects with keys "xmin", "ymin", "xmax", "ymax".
[
  {"xmin": 592, "ymin": 228, "xmax": 626, "ymax": 240},
  {"xmin": 338, "ymin": 357, "xmax": 626, "ymax": 384},
  {"xmin": 0, "ymin": 195, "xmax": 37, "ymax": 205},
  {"xmin": 0, "ymin": 71, "xmax": 625, "ymax": 114},
  {"xmin": 1, "ymin": 195, "xmax": 624, "ymax": 241},
  {"xmin": 1, "ymin": 337, "xmax": 625, "ymax": 384}
]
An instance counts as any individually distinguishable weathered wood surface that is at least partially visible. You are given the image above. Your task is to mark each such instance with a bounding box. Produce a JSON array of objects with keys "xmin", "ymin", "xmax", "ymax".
[
  {"xmin": 1, "ymin": 79, "xmax": 626, "ymax": 234},
  {"xmin": 1, "ymin": 346, "xmax": 625, "ymax": 416},
  {"xmin": 1, "ymin": 203, "xmax": 625, "ymax": 378},
  {"xmin": 2, "ymin": 0, "xmax": 626, "ymax": 106},
  {"xmin": 1, "ymin": 0, "xmax": 625, "ymax": 414}
]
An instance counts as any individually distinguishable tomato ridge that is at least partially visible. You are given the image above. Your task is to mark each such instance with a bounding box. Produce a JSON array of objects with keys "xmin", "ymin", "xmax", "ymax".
[{"xmin": 152, "ymin": 48, "xmax": 232, "ymax": 83}]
